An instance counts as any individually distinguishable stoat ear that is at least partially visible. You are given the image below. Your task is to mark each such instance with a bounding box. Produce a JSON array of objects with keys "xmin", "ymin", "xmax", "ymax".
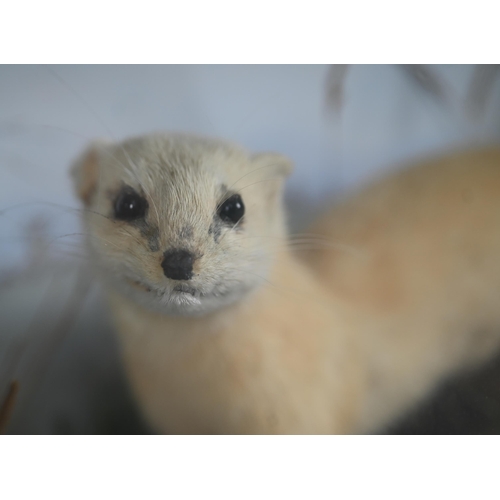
[
  {"xmin": 251, "ymin": 152, "xmax": 294, "ymax": 178},
  {"xmin": 70, "ymin": 140, "xmax": 109, "ymax": 206}
]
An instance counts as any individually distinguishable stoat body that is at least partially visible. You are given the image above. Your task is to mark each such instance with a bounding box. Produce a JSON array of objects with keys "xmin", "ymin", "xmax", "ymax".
[
  {"xmin": 303, "ymin": 148, "xmax": 500, "ymax": 431},
  {"xmin": 72, "ymin": 134, "xmax": 500, "ymax": 433}
]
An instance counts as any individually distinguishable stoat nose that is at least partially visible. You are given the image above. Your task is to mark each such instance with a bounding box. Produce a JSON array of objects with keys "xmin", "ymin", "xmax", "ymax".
[{"xmin": 161, "ymin": 249, "xmax": 195, "ymax": 281}]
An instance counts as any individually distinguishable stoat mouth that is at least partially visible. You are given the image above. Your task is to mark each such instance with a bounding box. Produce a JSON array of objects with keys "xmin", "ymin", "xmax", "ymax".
[
  {"xmin": 126, "ymin": 277, "xmax": 206, "ymax": 298},
  {"xmin": 173, "ymin": 284, "xmax": 198, "ymax": 296},
  {"xmin": 121, "ymin": 274, "xmax": 252, "ymax": 315},
  {"xmin": 126, "ymin": 276, "xmax": 235, "ymax": 301},
  {"xmin": 172, "ymin": 284, "xmax": 232, "ymax": 299}
]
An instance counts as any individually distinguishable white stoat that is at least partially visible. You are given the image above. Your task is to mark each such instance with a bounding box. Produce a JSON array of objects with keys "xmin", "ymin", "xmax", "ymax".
[{"xmin": 72, "ymin": 134, "xmax": 500, "ymax": 433}]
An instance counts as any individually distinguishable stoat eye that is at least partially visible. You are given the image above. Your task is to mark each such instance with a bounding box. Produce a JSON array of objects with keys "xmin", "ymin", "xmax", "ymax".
[
  {"xmin": 218, "ymin": 194, "xmax": 245, "ymax": 225},
  {"xmin": 114, "ymin": 188, "xmax": 148, "ymax": 221}
]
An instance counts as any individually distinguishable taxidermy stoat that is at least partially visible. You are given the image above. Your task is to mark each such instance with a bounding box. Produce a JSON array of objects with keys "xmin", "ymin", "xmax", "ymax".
[{"xmin": 71, "ymin": 133, "xmax": 500, "ymax": 433}]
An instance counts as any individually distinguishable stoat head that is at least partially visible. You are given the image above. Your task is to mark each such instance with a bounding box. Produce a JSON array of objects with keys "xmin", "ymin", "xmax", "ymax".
[{"xmin": 71, "ymin": 133, "xmax": 292, "ymax": 316}]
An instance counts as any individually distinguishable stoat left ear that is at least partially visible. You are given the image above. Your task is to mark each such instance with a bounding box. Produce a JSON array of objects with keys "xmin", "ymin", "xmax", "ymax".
[
  {"xmin": 70, "ymin": 140, "xmax": 110, "ymax": 206},
  {"xmin": 251, "ymin": 152, "xmax": 294, "ymax": 178}
]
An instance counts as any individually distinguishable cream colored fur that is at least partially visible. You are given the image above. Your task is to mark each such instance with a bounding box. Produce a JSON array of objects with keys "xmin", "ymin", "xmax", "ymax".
[{"xmin": 72, "ymin": 134, "xmax": 500, "ymax": 433}]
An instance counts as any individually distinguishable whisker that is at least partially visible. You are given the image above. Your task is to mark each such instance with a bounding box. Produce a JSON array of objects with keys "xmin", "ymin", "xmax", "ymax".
[
  {"xmin": 215, "ymin": 205, "xmax": 251, "ymax": 247},
  {"xmin": 0, "ymin": 119, "xmax": 95, "ymax": 141},
  {"xmin": 121, "ymin": 152, "xmax": 162, "ymax": 234},
  {"xmin": 236, "ymin": 234, "xmax": 367, "ymax": 258},
  {"xmin": 0, "ymin": 201, "xmax": 109, "ymax": 220},
  {"xmin": 45, "ymin": 66, "xmax": 163, "ymax": 241},
  {"xmin": 225, "ymin": 161, "xmax": 284, "ymax": 194},
  {"xmin": 44, "ymin": 66, "xmax": 115, "ymax": 139},
  {"xmin": 215, "ymin": 176, "xmax": 284, "ymax": 219}
]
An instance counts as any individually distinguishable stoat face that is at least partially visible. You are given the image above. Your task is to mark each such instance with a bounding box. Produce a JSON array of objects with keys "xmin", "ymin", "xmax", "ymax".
[{"xmin": 71, "ymin": 133, "xmax": 292, "ymax": 315}]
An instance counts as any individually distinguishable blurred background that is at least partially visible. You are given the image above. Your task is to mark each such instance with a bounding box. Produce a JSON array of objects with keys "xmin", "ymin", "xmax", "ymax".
[{"xmin": 1, "ymin": 65, "xmax": 500, "ymax": 434}]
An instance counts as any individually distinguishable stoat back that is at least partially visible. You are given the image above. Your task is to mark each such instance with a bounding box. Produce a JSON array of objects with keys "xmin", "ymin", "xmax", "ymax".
[{"xmin": 303, "ymin": 147, "xmax": 500, "ymax": 430}]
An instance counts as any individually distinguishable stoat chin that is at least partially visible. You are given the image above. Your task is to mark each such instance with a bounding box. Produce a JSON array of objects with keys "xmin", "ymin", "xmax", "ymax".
[{"xmin": 122, "ymin": 276, "xmax": 253, "ymax": 316}]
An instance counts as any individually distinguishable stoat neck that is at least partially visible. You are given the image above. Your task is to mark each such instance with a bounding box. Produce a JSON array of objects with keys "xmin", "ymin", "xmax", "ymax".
[{"xmin": 105, "ymin": 250, "xmax": 365, "ymax": 434}]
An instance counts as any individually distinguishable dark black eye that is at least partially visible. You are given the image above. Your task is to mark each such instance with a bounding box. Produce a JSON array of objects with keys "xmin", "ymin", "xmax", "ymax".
[
  {"xmin": 114, "ymin": 188, "xmax": 148, "ymax": 221},
  {"xmin": 218, "ymin": 194, "xmax": 245, "ymax": 225}
]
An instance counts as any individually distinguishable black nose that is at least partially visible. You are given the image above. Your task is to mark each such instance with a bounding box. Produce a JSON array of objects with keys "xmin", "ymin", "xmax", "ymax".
[{"xmin": 161, "ymin": 249, "xmax": 195, "ymax": 281}]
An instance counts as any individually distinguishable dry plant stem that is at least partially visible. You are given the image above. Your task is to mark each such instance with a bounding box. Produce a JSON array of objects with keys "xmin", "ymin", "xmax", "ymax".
[{"xmin": 0, "ymin": 380, "xmax": 19, "ymax": 434}]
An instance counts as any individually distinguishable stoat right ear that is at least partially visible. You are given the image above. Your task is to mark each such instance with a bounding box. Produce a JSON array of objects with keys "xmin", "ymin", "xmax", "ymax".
[{"xmin": 70, "ymin": 140, "xmax": 110, "ymax": 206}]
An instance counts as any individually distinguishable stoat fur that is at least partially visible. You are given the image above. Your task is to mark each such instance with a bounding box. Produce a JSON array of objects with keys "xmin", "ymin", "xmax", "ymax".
[{"xmin": 71, "ymin": 134, "xmax": 500, "ymax": 433}]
